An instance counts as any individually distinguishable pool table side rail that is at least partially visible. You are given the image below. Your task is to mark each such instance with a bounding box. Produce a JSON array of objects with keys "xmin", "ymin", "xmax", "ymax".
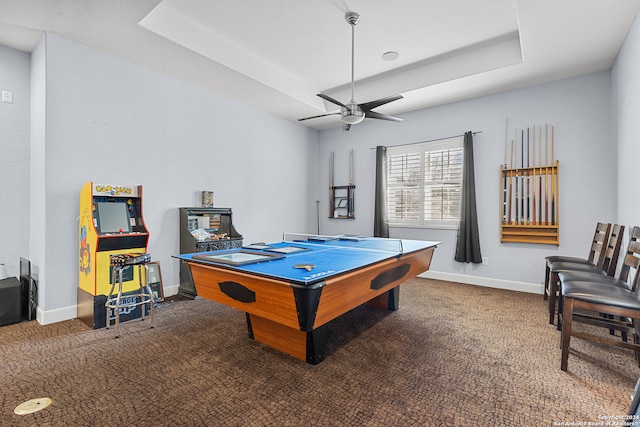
[
  {"xmin": 313, "ymin": 246, "xmax": 435, "ymax": 329},
  {"xmin": 190, "ymin": 263, "xmax": 302, "ymax": 330}
]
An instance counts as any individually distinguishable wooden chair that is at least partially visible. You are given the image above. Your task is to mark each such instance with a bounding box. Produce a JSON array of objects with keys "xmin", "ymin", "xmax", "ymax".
[
  {"xmin": 543, "ymin": 222, "xmax": 611, "ymax": 301},
  {"xmin": 560, "ymin": 226, "xmax": 640, "ymax": 371},
  {"xmin": 546, "ymin": 224, "xmax": 624, "ymax": 325},
  {"xmin": 556, "ymin": 225, "xmax": 628, "ymax": 332}
]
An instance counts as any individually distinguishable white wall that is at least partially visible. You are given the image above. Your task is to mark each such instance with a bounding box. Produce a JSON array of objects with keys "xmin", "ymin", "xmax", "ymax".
[
  {"xmin": 0, "ymin": 45, "xmax": 30, "ymax": 278},
  {"xmin": 319, "ymin": 72, "xmax": 616, "ymax": 293},
  {"xmin": 612, "ymin": 12, "xmax": 640, "ymax": 227},
  {"xmin": 31, "ymin": 33, "xmax": 319, "ymax": 323},
  {"xmin": 5, "ymin": 20, "xmax": 639, "ymax": 323}
]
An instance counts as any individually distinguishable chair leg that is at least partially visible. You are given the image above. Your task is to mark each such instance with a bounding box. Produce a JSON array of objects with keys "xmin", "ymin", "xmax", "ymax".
[
  {"xmin": 544, "ymin": 265, "xmax": 550, "ymax": 300},
  {"xmin": 635, "ymin": 323, "xmax": 640, "ymax": 366},
  {"xmin": 619, "ymin": 315, "xmax": 627, "ymax": 340},
  {"xmin": 557, "ymin": 292, "xmax": 564, "ymax": 331},
  {"xmin": 549, "ymin": 272, "xmax": 558, "ymax": 325},
  {"xmin": 560, "ymin": 296, "xmax": 574, "ymax": 371}
]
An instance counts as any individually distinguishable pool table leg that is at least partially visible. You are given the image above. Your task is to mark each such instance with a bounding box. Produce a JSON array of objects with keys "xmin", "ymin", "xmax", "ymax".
[
  {"xmin": 245, "ymin": 313, "xmax": 329, "ymax": 365},
  {"xmin": 305, "ymin": 324, "xmax": 329, "ymax": 365},
  {"xmin": 366, "ymin": 286, "xmax": 400, "ymax": 311}
]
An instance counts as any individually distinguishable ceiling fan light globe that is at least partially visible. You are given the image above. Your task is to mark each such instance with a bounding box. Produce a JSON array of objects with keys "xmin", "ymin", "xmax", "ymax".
[{"xmin": 342, "ymin": 114, "xmax": 365, "ymax": 124}]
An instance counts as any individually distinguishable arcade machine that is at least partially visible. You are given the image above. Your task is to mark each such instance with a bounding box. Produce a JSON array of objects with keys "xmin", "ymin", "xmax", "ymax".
[
  {"xmin": 77, "ymin": 182, "xmax": 150, "ymax": 328},
  {"xmin": 178, "ymin": 207, "xmax": 243, "ymax": 298}
]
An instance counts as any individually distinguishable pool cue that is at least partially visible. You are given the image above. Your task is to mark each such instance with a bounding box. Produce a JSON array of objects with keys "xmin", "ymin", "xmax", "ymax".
[
  {"xmin": 509, "ymin": 139, "xmax": 514, "ymax": 223},
  {"xmin": 538, "ymin": 126, "xmax": 542, "ymax": 224},
  {"xmin": 517, "ymin": 130, "xmax": 522, "ymax": 224},
  {"xmin": 348, "ymin": 149, "xmax": 354, "ymax": 217},
  {"xmin": 532, "ymin": 126, "xmax": 537, "ymax": 225},
  {"xmin": 518, "ymin": 129, "xmax": 522, "ymax": 224},
  {"xmin": 349, "ymin": 149, "xmax": 353, "ymax": 186},
  {"xmin": 514, "ymin": 129, "xmax": 520, "ymax": 224},
  {"xmin": 502, "ymin": 120, "xmax": 508, "ymax": 224},
  {"xmin": 545, "ymin": 124, "xmax": 549, "ymax": 225},
  {"xmin": 316, "ymin": 200, "xmax": 320, "ymax": 234},
  {"xmin": 520, "ymin": 131, "xmax": 523, "ymax": 223},
  {"xmin": 329, "ymin": 152, "xmax": 334, "ymax": 218},
  {"xmin": 525, "ymin": 128, "xmax": 531, "ymax": 224},
  {"xmin": 551, "ymin": 125, "xmax": 555, "ymax": 225},
  {"xmin": 502, "ymin": 152, "xmax": 507, "ymax": 224}
]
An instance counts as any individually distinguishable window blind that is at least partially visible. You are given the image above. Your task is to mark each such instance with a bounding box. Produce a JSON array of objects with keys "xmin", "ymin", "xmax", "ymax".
[{"xmin": 386, "ymin": 137, "xmax": 463, "ymax": 227}]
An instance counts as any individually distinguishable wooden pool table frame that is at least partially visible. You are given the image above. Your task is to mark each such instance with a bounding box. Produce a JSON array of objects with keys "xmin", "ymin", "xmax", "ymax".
[{"xmin": 186, "ymin": 245, "xmax": 435, "ymax": 364}]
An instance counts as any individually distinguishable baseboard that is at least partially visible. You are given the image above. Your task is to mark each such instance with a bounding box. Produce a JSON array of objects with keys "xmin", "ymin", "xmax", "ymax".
[
  {"xmin": 35, "ymin": 284, "xmax": 181, "ymax": 326},
  {"xmin": 419, "ymin": 271, "xmax": 543, "ymax": 295},
  {"xmin": 37, "ymin": 304, "xmax": 78, "ymax": 325},
  {"xmin": 163, "ymin": 284, "xmax": 179, "ymax": 297},
  {"xmin": 36, "ymin": 277, "xmax": 540, "ymax": 326}
]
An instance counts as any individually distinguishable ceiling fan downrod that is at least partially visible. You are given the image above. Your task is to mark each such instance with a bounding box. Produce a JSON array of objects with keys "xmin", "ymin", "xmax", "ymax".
[
  {"xmin": 345, "ymin": 11, "xmax": 360, "ymax": 104},
  {"xmin": 342, "ymin": 11, "xmax": 364, "ymax": 125}
]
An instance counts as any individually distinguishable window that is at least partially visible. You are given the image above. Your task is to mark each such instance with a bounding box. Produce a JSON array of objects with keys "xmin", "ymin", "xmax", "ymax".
[{"xmin": 386, "ymin": 136, "xmax": 463, "ymax": 228}]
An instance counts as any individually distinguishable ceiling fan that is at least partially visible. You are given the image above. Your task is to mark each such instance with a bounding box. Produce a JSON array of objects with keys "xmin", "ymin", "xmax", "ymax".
[{"xmin": 298, "ymin": 11, "xmax": 404, "ymax": 131}]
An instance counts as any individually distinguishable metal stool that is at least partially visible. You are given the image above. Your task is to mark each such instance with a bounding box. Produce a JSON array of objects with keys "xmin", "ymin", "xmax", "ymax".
[{"xmin": 105, "ymin": 253, "xmax": 154, "ymax": 337}]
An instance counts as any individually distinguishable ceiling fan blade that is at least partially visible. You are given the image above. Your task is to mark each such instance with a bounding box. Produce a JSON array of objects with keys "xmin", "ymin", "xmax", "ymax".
[
  {"xmin": 358, "ymin": 94, "xmax": 403, "ymax": 112},
  {"xmin": 365, "ymin": 110, "xmax": 403, "ymax": 122},
  {"xmin": 343, "ymin": 123, "xmax": 351, "ymax": 131},
  {"xmin": 317, "ymin": 93, "xmax": 347, "ymax": 109},
  {"xmin": 298, "ymin": 112, "xmax": 341, "ymax": 122}
]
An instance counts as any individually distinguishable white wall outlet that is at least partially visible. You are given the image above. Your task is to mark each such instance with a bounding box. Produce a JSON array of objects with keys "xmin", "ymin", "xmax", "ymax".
[
  {"xmin": 2, "ymin": 90, "xmax": 14, "ymax": 103},
  {"xmin": 482, "ymin": 257, "xmax": 489, "ymax": 265}
]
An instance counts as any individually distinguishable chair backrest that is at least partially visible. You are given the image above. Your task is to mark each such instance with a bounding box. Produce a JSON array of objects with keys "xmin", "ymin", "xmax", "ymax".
[
  {"xmin": 600, "ymin": 224, "xmax": 625, "ymax": 276},
  {"xmin": 619, "ymin": 226, "xmax": 640, "ymax": 291},
  {"xmin": 591, "ymin": 222, "xmax": 612, "ymax": 268}
]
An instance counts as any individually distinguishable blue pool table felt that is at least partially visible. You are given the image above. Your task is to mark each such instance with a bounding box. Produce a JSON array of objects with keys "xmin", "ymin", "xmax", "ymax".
[{"xmin": 176, "ymin": 238, "xmax": 438, "ymax": 286}]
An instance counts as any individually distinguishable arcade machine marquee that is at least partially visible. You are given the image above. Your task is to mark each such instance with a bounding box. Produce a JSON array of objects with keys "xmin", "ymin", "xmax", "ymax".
[{"xmin": 77, "ymin": 182, "xmax": 150, "ymax": 328}]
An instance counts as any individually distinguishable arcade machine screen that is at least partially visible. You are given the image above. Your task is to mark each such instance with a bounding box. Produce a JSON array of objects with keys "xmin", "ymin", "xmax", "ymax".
[{"xmin": 96, "ymin": 201, "xmax": 132, "ymax": 234}]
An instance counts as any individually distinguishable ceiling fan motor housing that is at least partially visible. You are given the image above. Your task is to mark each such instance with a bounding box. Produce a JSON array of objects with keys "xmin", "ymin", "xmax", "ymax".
[{"xmin": 341, "ymin": 103, "xmax": 365, "ymax": 124}]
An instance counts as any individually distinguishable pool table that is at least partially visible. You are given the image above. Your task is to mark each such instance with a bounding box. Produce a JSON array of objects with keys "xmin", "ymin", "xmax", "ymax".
[{"xmin": 176, "ymin": 234, "xmax": 438, "ymax": 364}]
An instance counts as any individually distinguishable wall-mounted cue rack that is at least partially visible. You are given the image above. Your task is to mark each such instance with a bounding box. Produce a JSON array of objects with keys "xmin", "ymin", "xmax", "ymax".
[
  {"xmin": 329, "ymin": 150, "xmax": 356, "ymax": 219},
  {"xmin": 500, "ymin": 123, "xmax": 559, "ymax": 245}
]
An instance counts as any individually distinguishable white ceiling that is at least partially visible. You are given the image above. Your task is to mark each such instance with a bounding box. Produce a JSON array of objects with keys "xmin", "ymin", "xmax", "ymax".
[{"xmin": 1, "ymin": 0, "xmax": 639, "ymax": 130}]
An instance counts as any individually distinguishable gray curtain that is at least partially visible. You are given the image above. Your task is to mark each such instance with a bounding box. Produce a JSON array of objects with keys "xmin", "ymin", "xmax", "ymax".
[
  {"xmin": 455, "ymin": 131, "xmax": 482, "ymax": 263},
  {"xmin": 373, "ymin": 146, "xmax": 389, "ymax": 237}
]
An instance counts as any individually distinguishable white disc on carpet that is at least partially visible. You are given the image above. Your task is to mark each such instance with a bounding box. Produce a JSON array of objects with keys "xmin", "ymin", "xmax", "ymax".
[{"xmin": 14, "ymin": 397, "xmax": 52, "ymax": 415}]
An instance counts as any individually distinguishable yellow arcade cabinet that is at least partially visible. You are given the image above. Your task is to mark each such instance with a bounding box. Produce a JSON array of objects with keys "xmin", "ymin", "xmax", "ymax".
[{"xmin": 77, "ymin": 182, "xmax": 150, "ymax": 328}]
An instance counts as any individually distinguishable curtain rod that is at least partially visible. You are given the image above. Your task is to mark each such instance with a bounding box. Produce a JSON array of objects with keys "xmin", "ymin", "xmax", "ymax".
[{"xmin": 369, "ymin": 131, "xmax": 482, "ymax": 150}]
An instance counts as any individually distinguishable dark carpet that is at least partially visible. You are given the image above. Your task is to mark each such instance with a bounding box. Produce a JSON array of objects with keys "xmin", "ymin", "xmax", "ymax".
[{"xmin": 0, "ymin": 278, "xmax": 637, "ymax": 426}]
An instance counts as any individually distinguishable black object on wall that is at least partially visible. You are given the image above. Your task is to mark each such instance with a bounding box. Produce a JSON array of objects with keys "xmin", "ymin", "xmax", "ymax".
[
  {"xmin": 0, "ymin": 277, "xmax": 22, "ymax": 326},
  {"xmin": 20, "ymin": 257, "xmax": 37, "ymax": 321}
]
